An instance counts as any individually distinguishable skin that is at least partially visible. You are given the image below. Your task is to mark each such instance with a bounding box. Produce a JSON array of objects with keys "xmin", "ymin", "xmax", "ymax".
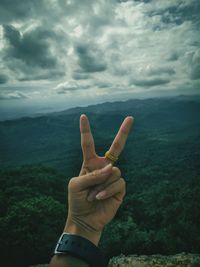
[
  {"xmin": 79, "ymin": 114, "xmax": 134, "ymax": 174},
  {"xmin": 49, "ymin": 114, "xmax": 134, "ymax": 267}
]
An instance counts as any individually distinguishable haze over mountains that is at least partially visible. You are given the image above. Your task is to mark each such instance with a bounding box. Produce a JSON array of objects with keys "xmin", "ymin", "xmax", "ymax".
[{"xmin": 0, "ymin": 95, "xmax": 199, "ymax": 174}]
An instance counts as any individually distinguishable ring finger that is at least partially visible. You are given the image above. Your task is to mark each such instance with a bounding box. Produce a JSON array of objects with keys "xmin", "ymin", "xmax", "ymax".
[{"xmin": 87, "ymin": 167, "xmax": 121, "ymax": 201}]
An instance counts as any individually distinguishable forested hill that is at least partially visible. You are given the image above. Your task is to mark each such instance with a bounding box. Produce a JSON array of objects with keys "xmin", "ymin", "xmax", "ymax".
[
  {"xmin": 0, "ymin": 95, "xmax": 200, "ymax": 175},
  {"xmin": 0, "ymin": 95, "xmax": 200, "ymax": 267}
]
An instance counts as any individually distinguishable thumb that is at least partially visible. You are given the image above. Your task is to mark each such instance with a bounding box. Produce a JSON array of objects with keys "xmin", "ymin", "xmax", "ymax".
[{"xmin": 69, "ymin": 164, "xmax": 113, "ymax": 192}]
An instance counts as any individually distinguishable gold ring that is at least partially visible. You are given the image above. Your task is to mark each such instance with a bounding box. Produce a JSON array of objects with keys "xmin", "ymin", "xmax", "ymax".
[{"xmin": 105, "ymin": 151, "xmax": 118, "ymax": 163}]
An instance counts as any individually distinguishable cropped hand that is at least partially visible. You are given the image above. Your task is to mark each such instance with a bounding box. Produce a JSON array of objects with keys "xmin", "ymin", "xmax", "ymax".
[
  {"xmin": 64, "ymin": 114, "xmax": 134, "ymax": 245},
  {"xmin": 65, "ymin": 164, "xmax": 125, "ymax": 245}
]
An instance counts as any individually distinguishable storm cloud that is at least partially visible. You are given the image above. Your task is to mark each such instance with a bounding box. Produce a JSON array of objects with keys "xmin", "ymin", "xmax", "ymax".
[
  {"xmin": 3, "ymin": 24, "xmax": 57, "ymax": 68},
  {"xmin": 0, "ymin": 0, "xmax": 54, "ymax": 23},
  {"xmin": 0, "ymin": 91, "xmax": 28, "ymax": 100},
  {"xmin": 131, "ymin": 78, "xmax": 170, "ymax": 87},
  {"xmin": 188, "ymin": 49, "xmax": 200, "ymax": 80},
  {"xmin": 1, "ymin": 23, "xmax": 66, "ymax": 82},
  {"xmin": 0, "ymin": 0, "xmax": 199, "ymax": 105},
  {"xmin": 75, "ymin": 43, "xmax": 107, "ymax": 73},
  {"xmin": 0, "ymin": 74, "xmax": 8, "ymax": 84}
]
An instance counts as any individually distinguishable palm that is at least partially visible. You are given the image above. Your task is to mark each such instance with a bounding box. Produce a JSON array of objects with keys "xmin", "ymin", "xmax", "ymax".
[
  {"xmin": 80, "ymin": 156, "xmax": 108, "ymax": 175},
  {"xmin": 83, "ymin": 195, "xmax": 122, "ymax": 231},
  {"xmin": 70, "ymin": 180, "xmax": 123, "ymax": 231}
]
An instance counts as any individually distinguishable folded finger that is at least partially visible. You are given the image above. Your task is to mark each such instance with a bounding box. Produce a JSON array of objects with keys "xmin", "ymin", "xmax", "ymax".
[
  {"xmin": 87, "ymin": 167, "xmax": 121, "ymax": 201},
  {"xmin": 95, "ymin": 178, "xmax": 126, "ymax": 201},
  {"xmin": 69, "ymin": 164, "xmax": 112, "ymax": 192}
]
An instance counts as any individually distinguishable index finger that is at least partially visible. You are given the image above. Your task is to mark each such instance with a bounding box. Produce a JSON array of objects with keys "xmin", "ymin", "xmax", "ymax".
[
  {"xmin": 80, "ymin": 114, "xmax": 96, "ymax": 161},
  {"xmin": 106, "ymin": 116, "xmax": 134, "ymax": 162}
]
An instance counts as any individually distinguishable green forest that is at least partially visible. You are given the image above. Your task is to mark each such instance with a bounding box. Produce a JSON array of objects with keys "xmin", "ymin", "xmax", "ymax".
[{"xmin": 0, "ymin": 96, "xmax": 200, "ymax": 267}]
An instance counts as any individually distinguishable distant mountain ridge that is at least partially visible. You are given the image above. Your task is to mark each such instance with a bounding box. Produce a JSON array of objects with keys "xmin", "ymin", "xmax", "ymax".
[
  {"xmin": 1, "ymin": 94, "xmax": 200, "ymax": 122},
  {"xmin": 0, "ymin": 95, "xmax": 200, "ymax": 173},
  {"xmin": 30, "ymin": 94, "xmax": 200, "ymax": 118}
]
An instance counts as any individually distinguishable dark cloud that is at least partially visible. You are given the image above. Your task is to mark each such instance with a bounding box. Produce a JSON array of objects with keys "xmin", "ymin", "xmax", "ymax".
[
  {"xmin": 0, "ymin": 91, "xmax": 28, "ymax": 100},
  {"xmin": 72, "ymin": 72, "xmax": 90, "ymax": 80},
  {"xmin": 89, "ymin": 16, "xmax": 111, "ymax": 30},
  {"xmin": 75, "ymin": 43, "xmax": 107, "ymax": 73},
  {"xmin": 189, "ymin": 50, "xmax": 200, "ymax": 80},
  {"xmin": 168, "ymin": 51, "xmax": 179, "ymax": 61},
  {"xmin": 95, "ymin": 81, "xmax": 112, "ymax": 88},
  {"xmin": 111, "ymin": 63, "xmax": 128, "ymax": 76},
  {"xmin": 1, "ymin": 24, "xmax": 66, "ymax": 82},
  {"xmin": 117, "ymin": 0, "xmax": 151, "ymax": 3},
  {"xmin": 3, "ymin": 24, "xmax": 57, "ymax": 69},
  {"xmin": 131, "ymin": 78, "xmax": 170, "ymax": 87},
  {"xmin": 18, "ymin": 71, "xmax": 66, "ymax": 82},
  {"xmin": 0, "ymin": 74, "xmax": 8, "ymax": 84},
  {"xmin": 163, "ymin": 2, "xmax": 200, "ymax": 26},
  {"xmin": 148, "ymin": 67, "xmax": 175, "ymax": 76},
  {"xmin": 149, "ymin": 1, "xmax": 200, "ymax": 28},
  {"xmin": 0, "ymin": 0, "xmax": 49, "ymax": 23}
]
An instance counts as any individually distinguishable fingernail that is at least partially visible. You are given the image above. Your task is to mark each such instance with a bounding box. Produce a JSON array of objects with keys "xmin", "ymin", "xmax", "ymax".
[
  {"xmin": 96, "ymin": 191, "xmax": 106, "ymax": 200},
  {"xmin": 128, "ymin": 116, "xmax": 134, "ymax": 122},
  {"xmin": 101, "ymin": 164, "xmax": 112, "ymax": 175}
]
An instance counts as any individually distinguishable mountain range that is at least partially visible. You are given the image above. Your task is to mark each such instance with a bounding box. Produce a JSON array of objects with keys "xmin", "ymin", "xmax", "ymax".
[{"xmin": 1, "ymin": 95, "xmax": 200, "ymax": 177}]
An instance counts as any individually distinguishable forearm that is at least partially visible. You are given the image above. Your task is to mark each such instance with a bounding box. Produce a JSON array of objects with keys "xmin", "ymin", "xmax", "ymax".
[{"xmin": 64, "ymin": 218, "xmax": 102, "ymax": 246}]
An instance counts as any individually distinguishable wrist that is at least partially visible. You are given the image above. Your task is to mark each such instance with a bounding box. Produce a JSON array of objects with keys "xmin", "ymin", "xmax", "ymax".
[{"xmin": 64, "ymin": 218, "xmax": 102, "ymax": 246}]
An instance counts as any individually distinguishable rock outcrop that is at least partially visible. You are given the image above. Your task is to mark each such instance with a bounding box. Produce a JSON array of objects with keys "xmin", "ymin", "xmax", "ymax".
[
  {"xmin": 31, "ymin": 253, "xmax": 200, "ymax": 267},
  {"xmin": 108, "ymin": 253, "xmax": 200, "ymax": 267}
]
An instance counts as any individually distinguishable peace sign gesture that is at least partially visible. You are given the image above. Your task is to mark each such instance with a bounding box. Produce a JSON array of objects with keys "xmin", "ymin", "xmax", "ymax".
[
  {"xmin": 79, "ymin": 114, "xmax": 134, "ymax": 176},
  {"xmin": 64, "ymin": 114, "xmax": 134, "ymax": 246}
]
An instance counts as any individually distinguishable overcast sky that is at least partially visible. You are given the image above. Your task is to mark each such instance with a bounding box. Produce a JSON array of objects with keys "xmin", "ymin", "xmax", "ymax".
[{"xmin": 0, "ymin": 0, "xmax": 200, "ymax": 119}]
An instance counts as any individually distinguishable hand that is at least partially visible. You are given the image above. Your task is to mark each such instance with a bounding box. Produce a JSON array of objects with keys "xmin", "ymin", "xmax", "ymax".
[
  {"xmin": 64, "ymin": 115, "xmax": 134, "ymax": 245},
  {"xmin": 79, "ymin": 114, "xmax": 134, "ymax": 175},
  {"xmin": 65, "ymin": 164, "xmax": 125, "ymax": 245}
]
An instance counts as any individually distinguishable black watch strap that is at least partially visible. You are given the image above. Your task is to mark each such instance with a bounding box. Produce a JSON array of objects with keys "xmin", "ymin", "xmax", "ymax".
[{"xmin": 54, "ymin": 233, "xmax": 108, "ymax": 267}]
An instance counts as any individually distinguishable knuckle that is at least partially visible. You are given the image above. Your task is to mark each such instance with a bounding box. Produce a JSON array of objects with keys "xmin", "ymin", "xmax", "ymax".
[
  {"xmin": 90, "ymin": 169, "xmax": 99, "ymax": 178},
  {"xmin": 93, "ymin": 170, "xmax": 98, "ymax": 177},
  {"xmin": 112, "ymin": 167, "xmax": 121, "ymax": 178},
  {"xmin": 68, "ymin": 177, "xmax": 76, "ymax": 191},
  {"xmin": 120, "ymin": 178, "xmax": 126, "ymax": 189},
  {"xmin": 82, "ymin": 141, "xmax": 92, "ymax": 150},
  {"xmin": 113, "ymin": 142, "xmax": 122, "ymax": 152},
  {"xmin": 121, "ymin": 128, "xmax": 129, "ymax": 135}
]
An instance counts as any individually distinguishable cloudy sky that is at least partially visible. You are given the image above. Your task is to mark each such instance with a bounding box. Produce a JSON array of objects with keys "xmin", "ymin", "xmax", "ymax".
[{"xmin": 0, "ymin": 0, "xmax": 200, "ymax": 119}]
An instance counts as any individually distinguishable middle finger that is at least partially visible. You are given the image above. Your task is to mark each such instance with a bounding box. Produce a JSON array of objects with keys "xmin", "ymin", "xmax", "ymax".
[{"xmin": 105, "ymin": 116, "xmax": 134, "ymax": 164}]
